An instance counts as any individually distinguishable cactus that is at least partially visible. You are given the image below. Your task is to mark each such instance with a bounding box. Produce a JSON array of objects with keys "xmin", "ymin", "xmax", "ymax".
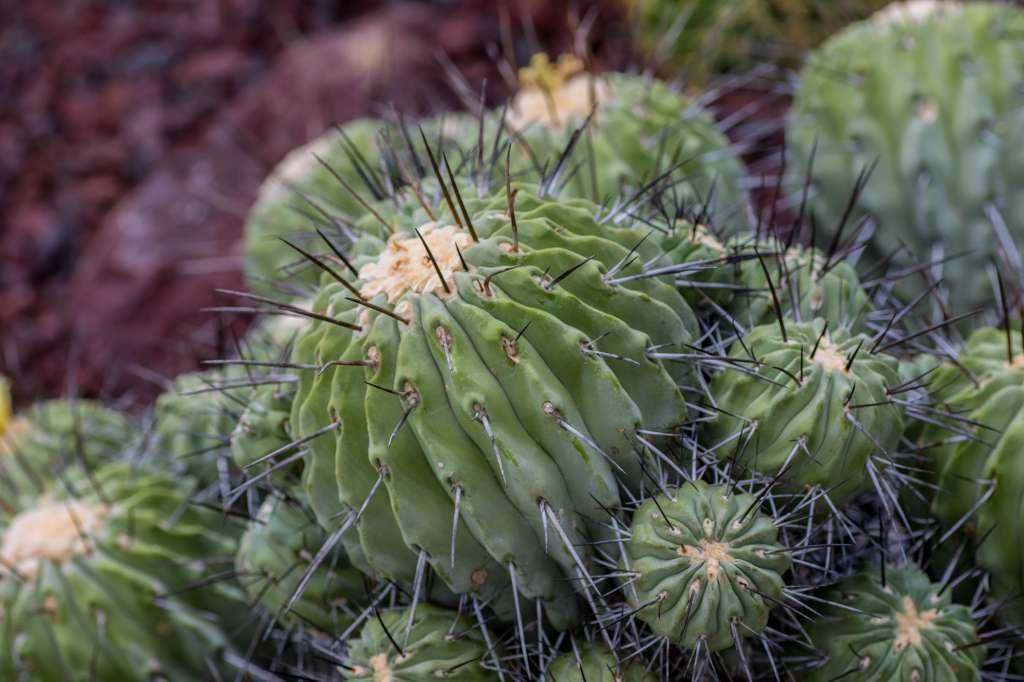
[
  {"xmin": 289, "ymin": 184, "xmax": 698, "ymax": 628},
  {"xmin": 0, "ymin": 462, "xmax": 238, "ymax": 679},
  {"xmin": 342, "ymin": 604, "xmax": 498, "ymax": 681},
  {"xmin": 788, "ymin": 1, "xmax": 1024, "ymax": 312},
  {"xmin": 705, "ymin": 319, "xmax": 903, "ymax": 507},
  {"xmin": 507, "ymin": 55, "xmax": 748, "ymax": 228},
  {"xmin": 0, "ymin": 399, "xmax": 138, "ymax": 508},
  {"xmin": 236, "ymin": 492, "xmax": 364, "ymax": 631},
  {"xmin": 619, "ymin": 480, "xmax": 790, "ymax": 651},
  {"xmin": 545, "ymin": 642, "xmax": 656, "ymax": 681},
  {"xmin": 230, "ymin": 384, "xmax": 300, "ymax": 487},
  {"xmin": 804, "ymin": 563, "xmax": 983, "ymax": 681}
]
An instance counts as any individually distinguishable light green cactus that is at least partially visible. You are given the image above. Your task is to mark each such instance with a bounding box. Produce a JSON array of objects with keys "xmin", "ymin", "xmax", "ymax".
[
  {"xmin": 342, "ymin": 604, "xmax": 498, "ymax": 681},
  {"xmin": 804, "ymin": 564, "xmax": 983, "ymax": 681},
  {"xmin": 0, "ymin": 462, "xmax": 239, "ymax": 679},
  {"xmin": 789, "ymin": 1, "xmax": 1024, "ymax": 312},
  {"xmin": 289, "ymin": 184, "xmax": 699, "ymax": 628},
  {"xmin": 545, "ymin": 642, "xmax": 656, "ymax": 681},
  {"xmin": 230, "ymin": 384, "xmax": 299, "ymax": 487},
  {"xmin": 705, "ymin": 319, "xmax": 903, "ymax": 507},
  {"xmin": 620, "ymin": 480, "xmax": 790, "ymax": 650}
]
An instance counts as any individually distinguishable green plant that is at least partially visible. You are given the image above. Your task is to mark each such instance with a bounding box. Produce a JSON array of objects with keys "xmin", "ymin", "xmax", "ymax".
[
  {"xmin": 343, "ymin": 604, "xmax": 497, "ymax": 681},
  {"xmin": 288, "ymin": 184, "xmax": 698, "ymax": 628},
  {"xmin": 545, "ymin": 641, "xmax": 656, "ymax": 681},
  {"xmin": 705, "ymin": 319, "xmax": 903, "ymax": 507},
  {"xmin": 804, "ymin": 563, "xmax": 983, "ymax": 681},
  {"xmin": 619, "ymin": 480, "xmax": 790, "ymax": 650},
  {"xmin": 0, "ymin": 462, "xmax": 238, "ymax": 679},
  {"xmin": 788, "ymin": 1, "xmax": 1024, "ymax": 312},
  {"xmin": 230, "ymin": 384, "xmax": 300, "ymax": 487}
]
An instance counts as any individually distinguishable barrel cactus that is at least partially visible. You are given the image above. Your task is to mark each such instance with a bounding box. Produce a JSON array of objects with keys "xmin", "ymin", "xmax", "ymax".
[
  {"xmin": 343, "ymin": 604, "xmax": 497, "ymax": 681},
  {"xmin": 705, "ymin": 319, "xmax": 903, "ymax": 507},
  {"xmin": 545, "ymin": 642, "xmax": 656, "ymax": 681},
  {"xmin": 507, "ymin": 55, "xmax": 748, "ymax": 228},
  {"xmin": 0, "ymin": 399, "xmax": 137, "ymax": 508},
  {"xmin": 0, "ymin": 462, "xmax": 237, "ymax": 679},
  {"xmin": 619, "ymin": 480, "xmax": 790, "ymax": 651},
  {"xmin": 804, "ymin": 563, "xmax": 983, "ymax": 681},
  {"xmin": 230, "ymin": 384, "xmax": 300, "ymax": 487},
  {"xmin": 236, "ymin": 492, "xmax": 364, "ymax": 631},
  {"xmin": 789, "ymin": 1, "xmax": 1024, "ymax": 312},
  {"xmin": 288, "ymin": 184, "xmax": 699, "ymax": 627}
]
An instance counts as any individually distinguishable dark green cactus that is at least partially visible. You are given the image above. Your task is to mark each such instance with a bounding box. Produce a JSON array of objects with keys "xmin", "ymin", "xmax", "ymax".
[
  {"xmin": 804, "ymin": 564, "xmax": 983, "ymax": 681},
  {"xmin": 705, "ymin": 319, "xmax": 903, "ymax": 507},
  {"xmin": 619, "ymin": 480, "xmax": 790, "ymax": 650}
]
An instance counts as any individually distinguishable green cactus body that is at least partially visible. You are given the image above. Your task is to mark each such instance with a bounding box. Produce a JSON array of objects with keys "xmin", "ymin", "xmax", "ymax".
[
  {"xmin": 243, "ymin": 311, "xmax": 312, "ymax": 363},
  {"xmin": 230, "ymin": 384, "xmax": 300, "ymax": 486},
  {"xmin": 804, "ymin": 564, "xmax": 983, "ymax": 681},
  {"xmin": 918, "ymin": 328, "xmax": 1024, "ymax": 626},
  {"xmin": 789, "ymin": 1, "xmax": 1024, "ymax": 311},
  {"xmin": 236, "ymin": 492, "xmax": 364, "ymax": 631},
  {"xmin": 506, "ymin": 57, "xmax": 748, "ymax": 229},
  {"xmin": 545, "ymin": 642, "xmax": 656, "ymax": 682},
  {"xmin": 0, "ymin": 462, "xmax": 238, "ymax": 679},
  {"xmin": 343, "ymin": 604, "xmax": 497, "ymax": 681},
  {"xmin": 706, "ymin": 320, "xmax": 903, "ymax": 506},
  {"xmin": 626, "ymin": 0, "xmax": 892, "ymax": 76},
  {"xmin": 0, "ymin": 399, "xmax": 137, "ymax": 508},
  {"xmin": 620, "ymin": 480, "xmax": 790, "ymax": 650},
  {"xmin": 290, "ymin": 185, "xmax": 697, "ymax": 628}
]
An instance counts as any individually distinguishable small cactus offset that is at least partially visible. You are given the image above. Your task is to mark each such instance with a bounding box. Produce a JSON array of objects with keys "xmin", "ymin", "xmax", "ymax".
[
  {"xmin": 545, "ymin": 642, "xmax": 656, "ymax": 681},
  {"xmin": 804, "ymin": 564, "xmax": 983, "ymax": 681},
  {"xmin": 342, "ymin": 604, "xmax": 499, "ymax": 681},
  {"xmin": 620, "ymin": 480, "xmax": 790, "ymax": 651}
]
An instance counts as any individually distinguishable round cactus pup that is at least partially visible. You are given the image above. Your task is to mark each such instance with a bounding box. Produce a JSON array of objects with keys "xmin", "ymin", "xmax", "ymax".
[
  {"xmin": 236, "ymin": 492, "xmax": 364, "ymax": 631},
  {"xmin": 620, "ymin": 480, "xmax": 790, "ymax": 651},
  {"xmin": 343, "ymin": 604, "xmax": 498, "ymax": 681},
  {"xmin": 804, "ymin": 563, "xmax": 983, "ymax": 681},
  {"xmin": 0, "ymin": 462, "xmax": 238, "ymax": 679},
  {"xmin": 545, "ymin": 641, "xmax": 656, "ymax": 681},
  {"xmin": 705, "ymin": 319, "xmax": 903, "ymax": 507},
  {"xmin": 230, "ymin": 384, "xmax": 300, "ymax": 486}
]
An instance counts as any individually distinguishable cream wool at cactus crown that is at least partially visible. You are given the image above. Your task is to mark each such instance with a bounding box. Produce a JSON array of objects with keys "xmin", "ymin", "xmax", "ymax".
[{"xmin": 6, "ymin": 0, "xmax": 1024, "ymax": 679}]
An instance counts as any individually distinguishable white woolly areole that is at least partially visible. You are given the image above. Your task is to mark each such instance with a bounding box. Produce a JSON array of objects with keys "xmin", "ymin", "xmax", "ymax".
[
  {"xmin": 506, "ymin": 74, "xmax": 611, "ymax": 131},
  {"xmin": 871, "ymin": 1, "xmax": 962, "ymax": 26},
  {"xmin": 811, "ymin": 336, "xmax": 849, "ymax": 375},
  {"xmin": 893, "ymin": 596, "xmax": 939, "ymax": 650},
  {"xmin": 358, "ymin": 223, "xmax": 472, "ymax": 303},
  {"xmin": 1, "ymin": 500, "xmax": 110, "ymax": 581}
]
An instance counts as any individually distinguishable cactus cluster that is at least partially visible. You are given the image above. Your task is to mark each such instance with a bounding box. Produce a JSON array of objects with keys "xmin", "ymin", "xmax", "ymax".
[{"xmin": 9, "ymin": 2, "xmax": 1024, "ymax": 677}]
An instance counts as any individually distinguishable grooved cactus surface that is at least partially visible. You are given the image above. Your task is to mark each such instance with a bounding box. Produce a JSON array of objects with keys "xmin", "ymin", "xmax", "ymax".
[
  {"xmin": 705, "ymin": 320, "xmax": 903, "ymax": 506},
  {"xmin": 290, "ymin": 185, "xmax": 698, "ymax": 628},
  {"xmin": 789, "ymin": 1, "xmax": 1024, "ymax": 311},
  {"xmin": 545, "ymin": 642, "xmax": 657, "ymax": 681},
  {"xmin": 805, "ymin": 564, "xmax": 983, "ymax": 681},
  {"xmin": 620, "ymin": 480, "xmax": 790, "ymax": 650},
  {"xmin": 343, "ymin": 604, "xmax": 497, "ymax": 681},
  {"xmin": 0, "ymin": 463, "xmax": 238, "ymax": 680}
]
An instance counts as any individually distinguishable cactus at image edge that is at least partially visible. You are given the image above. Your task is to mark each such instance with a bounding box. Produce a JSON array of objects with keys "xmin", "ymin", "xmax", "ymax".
[
  {"xmin": 788, "ymin": 1, "xmax": 1024, "ymax": 311},
  {"xmin": 620, "ymin": 480, "xmax": 790, "ymax": 650},
  {"xmin": 805, "ymin": 564, "xmax": 983, "ymax": 681},
  {"xmin": 545, "ymin": 641, "xmax": 656, "ymax": 681}
]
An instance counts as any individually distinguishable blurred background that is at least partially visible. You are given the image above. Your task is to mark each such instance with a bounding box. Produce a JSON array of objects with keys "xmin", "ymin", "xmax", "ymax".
[{"xmin": 0, "ymin": 0, "xmax": 930, "ymax": 407}]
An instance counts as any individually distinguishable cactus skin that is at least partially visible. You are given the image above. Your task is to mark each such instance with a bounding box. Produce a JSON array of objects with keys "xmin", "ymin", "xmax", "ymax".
[
  {"xmin": 706, "ymin": 320, "xmax": 903, "ymax": 507},
  {"xmin": 0, "ymin": 462, "xmax": 237, "ymax": 680},
  {"xmin": 508, "ymin": 61, "xmax": 748, "ymax": 230},
  {"xmin": 545, "ymin": 642, "xmax": 656, "ymax": 682},
  {"xmin": 290, "ymin": 185, "xmax": 697, "ymax": 627},
  {"xmin": 620, "ymin": 480, "xmax": 790, "ymax": 651},
  {"xmin": 0, "ymin": 399, "xmax": 138, "ymax": 508},
  {"xmin": 805, "ymin": 564, "xmax": 983, "ymax": 681},
  {"xmin": 343, "ymin": 604, "xmax": 497, "ymax": 681},
  {"xmin": 788, "ymin": 1, "xmax": 1024, "ymax": 311},
  {"xmin": 917, "ymin": 328, "xmax": 1024, "ymax": 627},
  {"xmin": 236, "ymin": 492, "xmax": 364, "ymax": 631},
  {"xmin": 230, "ymin": 384, "xmax": 300, "ymax": 486}
]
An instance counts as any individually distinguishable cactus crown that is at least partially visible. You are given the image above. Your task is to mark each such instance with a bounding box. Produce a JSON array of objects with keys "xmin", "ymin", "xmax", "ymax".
[
  {"xmin": 1, "ymin": 501, "xmax": 109, "ymax": 581},
  {"xmin": 508, "ymin": 53, "xmax": 609, "ymax": 130}
]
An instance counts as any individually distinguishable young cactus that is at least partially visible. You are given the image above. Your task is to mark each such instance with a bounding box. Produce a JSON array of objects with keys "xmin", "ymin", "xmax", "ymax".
[
  {"xmin": 545, "ymin": 641, "xmax": 656, "ymax": 681},
  {"xmin": 619, "ymin": 480, "xmax": 790, "ymax": 651},
  {"xmin": 230, "ymin": 384, "xmax": 300, "ymax": 487},
  {"xmin": 804, "ymin": 563, "xmax": 983, "ymax": 681},
  {"xmin": 788, "ymin": 1, "xmax": 1024, "ymax": 311},
  {"xmin": 705, "ymin": 319, "xmax": 903, "ymax": 507},
  {"xmin": 0, "ymin": 462, "xmax": 238, "ymax": 680},
  {"xmin": 287, "ymin": 184, "xmax": 699, "ymax": 628},
  {"xmin": 342, "ymin": 604, "xmax": 498, "ymax": 681}
]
